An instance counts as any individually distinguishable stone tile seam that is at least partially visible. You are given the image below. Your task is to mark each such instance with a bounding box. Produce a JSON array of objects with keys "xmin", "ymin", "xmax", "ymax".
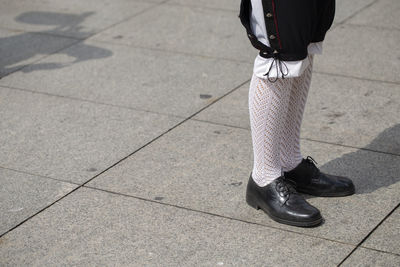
[
  {"xmin": 0, "ymin": 78, "xmax": 251, "ymax": 187},
  {"xmin": 0, "ymin": 165, "xmax": 81, "ymax": 187},
  {"xmin": 338, "ymin": 202, "xmax": 400, "ymax": 266},
  {"xmin": 1, "ymin": 102, "xmax": 397, "ymax": 241},
  {"xmin": 314, "ymin": 71, "xmax": 400, "ymax": 86},
  {"xmin": 0, "ymin": 26, "xmax": 84, "ymax": 41},
  {"xmin": 0, "ymin": 84, "xmax": 186, "ymax": 120},
  {"xmin": 189, "ymin": 118, "xmax": 400, "ymax": 158},
  {"xmin": 0, "ymin": 78, "xmax": 250, "ymax": 239},
  {"xmin": 83, "ymin": 38, "xmax": 253, "ymax": 65},
  {"xmin": 301, "ymin": 137, "xmax": 400, "ymax": 158},
  {"xmin": 0, "ymin": 180, "xmax": 355, "ymax": 250},
  {"xmin": 68, "ymin": 37, "xmax": 400, "ymax": 86},
  {"xmin": 0, "ymin": 180, "xmax": 83, "ymax": 239},
  {"xmin": 163, "ymin": 1, "xmax": 239, "ymax": 13},
  {"xmin": 343, "ymin": 23, "xmax": 400, "ymax": 33},
  {"xmin": 70, "ymin": 78, "xmax": 250, "ymax": 186},
  {"xmin": 0, "ymin": 26, "xmax": 83, "ymax": 81},
  {"xmin": 7, "ymin": 28, "xmax": 395, "ymax": 87},
  {"xmin": 0, "ymin": 0, "xmax": 166, "ymax": 41},
  {"xmin": 0, "ymin": 0, "xmax": 394, "ymax": 246},
  {"xmin": 0, "ymin": 119, "xmax": 187, "ymax": 239},
  {"xmin": 0, "ymin": 0, "xmax": 169, "ymax": 80},
  {"xmin": 0, "ymin": 5, "xmax": 251, "ymax": 65},
  {"xmin": 0, "ymin": 39, "xmax": 81, "ymax": 80},
  {"xmin": 1, "ymin": 76, "xmax": 398, "ymax": 195},
  {"xmin": 337, "ymin": 0, "xmax": 381, "ymax": 26},
  {"xmin": 2, "ymin": 3, "xmax": 397, "ymax": 87},
  {"xmin": 85, "ymin": 0, "xmax": 170, "ymax": 42},
  {"xmin": 0, "ymin": 34, "xmax": 253, "ymax": 70},
  {"xmin": 359, "ymin": 246, "xmax": 400, "ymax": 257},
  {"xmin": 4, "ymin": 31, "xmax": 397, "ymax": 85},
  {"xmin": 82, "ymin": 184, "xmax": 358, "ymax": 249},
  {"xmin": 2, "ymin": 106, "xmax": 398, "ymax": 210},
  {"xmin": 0, "ymin": 76, "xmax": 250, "ymax": 124}
]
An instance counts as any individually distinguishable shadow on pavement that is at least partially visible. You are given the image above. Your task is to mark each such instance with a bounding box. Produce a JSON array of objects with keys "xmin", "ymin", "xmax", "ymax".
[
  {"xmin": 0, "ymin": 11, "xmax": 112, "ymax": 78},
  {"xmin": 307, "ymin": 123, "xmax": 400, "ymax": 197}
]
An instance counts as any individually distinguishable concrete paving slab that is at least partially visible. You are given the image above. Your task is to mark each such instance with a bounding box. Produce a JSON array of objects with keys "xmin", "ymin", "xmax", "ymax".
[
  {"xmin": 0, "ymin": 168, "xmax": 77, "ymax": 236},
  {"xmin": 314, "ymin": 24, "xmax": 400, "ymax": 83},
  {"xmin": 0, "ymin": 187, "xmax": 354, "ymax": 266},
  {"xmin": 193, "ymin": 81, "xmax": 250, "ymax": 129},
  {"xmin": 87, "ymin": 119, "xmax": 400, "ymax": 245},
  {"xmin": 334, "ymin": 0, "xmax": 377, "ymax": 24},
  {"xmin": 0, "ymin": 28, "xmax": 78, "ymax": 78},
  {"xmin": 0, "ymin": 86, "xmax": 181, "ymax": 184},
  {"xmin": 362, "ymin": 208, "xmax": 400, "ymax": 255},
  {"xmin": 0, "ymin": 0, "xmax": 156, "ymax": 39},
  {"xmin": 0, "ymin": 41, "xmax": 251, "ymax": 117},
  {"xmin": 0, "ymin": 0, "xmax": 397, "ymax": 263},
  {"xmin": 342, "ymin": 248, "xmax": 400, "ymax": 267},
  {"xmin": 168, "ymin": 0, "xmax": 375, "ymax": 23},
  {"xmin": 194, "ymin": 73, "xmax": 400, "ymax": 155},
  {"xmin": 91, "ymin": 4, "xmax": 256, "ymax": 62},
  {"xmin": 302, "ymin": 73, "xmax": 400, "ymax": 154},
  {"xmin": 347, "ymin": 0, "xmax": 400, "ymax": 30},
  {"xmin": 168, "ymin": 0, "xmax": 240, "ymax": 11}
]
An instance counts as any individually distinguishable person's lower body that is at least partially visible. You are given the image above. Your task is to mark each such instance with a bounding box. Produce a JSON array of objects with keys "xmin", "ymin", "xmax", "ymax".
[
  {"xmin": 246, "ymin": 54, "xmax": 355, "ymax": 227},
  {"xmin": 249, "ymin": 55, "xmax": 314, "ymax": 188}
]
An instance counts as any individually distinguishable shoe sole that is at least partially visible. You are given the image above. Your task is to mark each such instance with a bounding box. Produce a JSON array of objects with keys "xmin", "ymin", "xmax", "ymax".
[
  {"xmin": 246, "ymin": 197, "xmax": 323, "ymax": 228},
  {"xmin": 297, "ymin": 187, "xmax": 355, "ymax": 197}
]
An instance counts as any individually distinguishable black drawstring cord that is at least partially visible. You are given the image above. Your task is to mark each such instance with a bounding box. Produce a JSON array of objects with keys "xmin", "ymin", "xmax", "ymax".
[{"xmin": 263, "ymin": 51, "xmax": 289, "ymax": 83}]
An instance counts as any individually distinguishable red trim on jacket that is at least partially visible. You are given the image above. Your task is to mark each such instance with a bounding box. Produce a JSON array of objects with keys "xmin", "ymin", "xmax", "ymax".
[{"xmin": 271, "ymin": 0, "xmax": 282, "ymax": 49}]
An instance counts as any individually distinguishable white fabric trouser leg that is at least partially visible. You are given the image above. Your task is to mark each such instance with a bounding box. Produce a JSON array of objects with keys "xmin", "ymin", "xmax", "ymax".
[{"xmin": 249, "ymin": 55, "xmax": 314, "ymax": 187}]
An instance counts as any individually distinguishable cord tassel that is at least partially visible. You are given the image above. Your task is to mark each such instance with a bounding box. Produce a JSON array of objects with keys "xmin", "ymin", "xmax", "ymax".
[{"xmin": 263, "ymin": 51, "xmax": 289, "ymax": 82}]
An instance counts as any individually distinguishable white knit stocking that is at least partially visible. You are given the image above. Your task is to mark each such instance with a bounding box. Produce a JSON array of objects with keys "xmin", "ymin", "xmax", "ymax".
[
  {"xmin": 280, "ymin": 54, "xmax": 314, "ymax": 172},
  {"xmin": 248, "ymin": 73, "xmax": 292, "ymax": 187},
  {"xmin": 248, "ymin": 54, "xmax": 314, "ymax": 187}
]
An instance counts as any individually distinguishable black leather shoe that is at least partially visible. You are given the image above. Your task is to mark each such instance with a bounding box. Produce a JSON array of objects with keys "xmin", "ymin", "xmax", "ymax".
[
  {"xmin": 246, "ymin": 173, "xmax": 322, "ymax": 227},
  {"xmin": 284, "ymin": 156, "xmax": 355, "ymax": 197}
]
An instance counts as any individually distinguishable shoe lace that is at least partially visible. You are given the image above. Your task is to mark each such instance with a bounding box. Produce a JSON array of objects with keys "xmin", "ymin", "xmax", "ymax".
[
  {"xmin": 305, "ymin": 155, "xmax": 318, "ymax": 165},
  {"xmin": 276, "ymin": 178, "xmax": 297, "ymax": 197},
  {"xmin": 275, "ymin": 178, "xmax": 298, "ymax": 206}
]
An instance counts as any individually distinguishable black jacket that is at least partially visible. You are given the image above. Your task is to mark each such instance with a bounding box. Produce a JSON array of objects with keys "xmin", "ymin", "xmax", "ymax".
[{"xmin": 239, "ymin": 0, "xmax": 335, "ymax": 61}]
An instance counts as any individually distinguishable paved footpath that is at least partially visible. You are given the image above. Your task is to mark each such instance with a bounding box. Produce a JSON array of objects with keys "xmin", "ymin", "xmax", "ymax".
[{"xmin": 0, "ymin": 0, "xmax": 399, "ymax": 266}]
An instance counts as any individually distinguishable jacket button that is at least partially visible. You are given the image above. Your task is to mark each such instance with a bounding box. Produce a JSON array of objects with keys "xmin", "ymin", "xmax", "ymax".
[
  {"xmin": 269, "ymin": 34, "xmax": 276, "ymax": 40},
  {"xmin": 266, "ymin": 12, "xmax": 273, "ymax": 18}
]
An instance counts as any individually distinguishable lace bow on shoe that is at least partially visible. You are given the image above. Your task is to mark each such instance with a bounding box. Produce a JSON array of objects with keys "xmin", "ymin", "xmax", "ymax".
[{"xmin": 275, "ymin": 177, "xmax": 297, "ymax": 205}]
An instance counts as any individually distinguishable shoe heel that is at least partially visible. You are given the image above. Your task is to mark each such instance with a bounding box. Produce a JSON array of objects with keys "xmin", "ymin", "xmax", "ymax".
[{"xmin": 246, "ymin": 192, "xmax": 260, "ymax": 210}]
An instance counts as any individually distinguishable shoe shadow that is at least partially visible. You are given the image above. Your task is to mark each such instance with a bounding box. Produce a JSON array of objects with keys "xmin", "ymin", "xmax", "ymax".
[
  {"xmin": 0, "ymin": 11, "xmax": 112, "ymax": 78},
  {"xmin": 304, "ymin": 123, "xmax": 400, "ymax": 198}
]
